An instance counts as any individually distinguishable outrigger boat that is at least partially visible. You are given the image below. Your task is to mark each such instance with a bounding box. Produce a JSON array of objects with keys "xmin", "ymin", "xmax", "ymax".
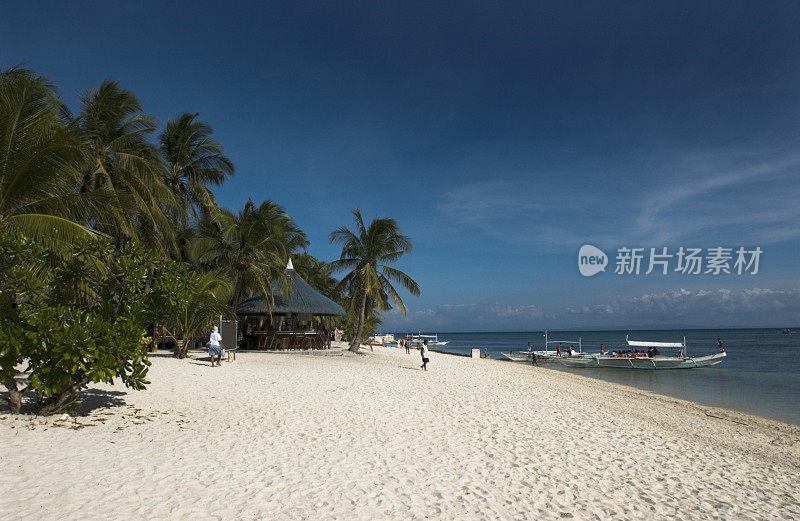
[
  {"xmin": 502, "ymin": 331, "xmax": 590, "ymax": 364},
  {"xmin": 405, "ymin": 333, "xmax": 448, "ymax": 347},
  {"xmin": 558, "ymin": 336, "xmax": 726, "ymax": 369}
]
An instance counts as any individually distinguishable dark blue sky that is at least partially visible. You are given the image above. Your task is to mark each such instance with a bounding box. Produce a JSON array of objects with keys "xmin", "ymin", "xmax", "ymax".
[{"xmin": 4, "ymin": 1, "xmax": 800, "ymax": 330}]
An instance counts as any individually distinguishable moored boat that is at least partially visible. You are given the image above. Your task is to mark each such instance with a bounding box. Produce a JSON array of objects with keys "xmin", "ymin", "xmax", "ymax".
[
  {"xmin": 558, "ymin": 336, "xmax": 726, "ymax": 369},
  {"xmin": 406, "ymin": 333, "xmax": 448, "ymax": 346},
  {"xmin": 502, "ymin": 331, "xmax": 584, "ymax": 364}
]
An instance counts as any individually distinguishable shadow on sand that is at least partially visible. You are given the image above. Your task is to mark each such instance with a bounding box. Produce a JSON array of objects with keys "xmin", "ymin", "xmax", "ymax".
[
  {"xmin": 77, "ymin": 389, "xmax": 128, "ymax": 415},
  {"xmin": 0, "ymin": 388, "xmax": 128, "ymax": 415}
]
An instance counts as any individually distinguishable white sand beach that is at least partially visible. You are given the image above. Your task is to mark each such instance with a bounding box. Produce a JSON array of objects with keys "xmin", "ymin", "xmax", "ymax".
[{"xmin": 2, "ymin": 344, "xmax": 799, "ymax": 521}]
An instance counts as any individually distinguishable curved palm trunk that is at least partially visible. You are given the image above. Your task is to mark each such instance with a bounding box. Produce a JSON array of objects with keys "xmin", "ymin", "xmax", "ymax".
[
  {"xmin": 350, "ymin": 287, "xmax": 368, "ymax": 352},
  {"xmin": 231, "ymin": 273, "xmax": 243, "ymax": 310}
]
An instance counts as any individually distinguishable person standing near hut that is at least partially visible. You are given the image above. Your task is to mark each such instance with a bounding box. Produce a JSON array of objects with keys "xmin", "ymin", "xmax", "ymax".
[
  {"xmin": 246, "ymin": 322, "xmax": 254, "ymax": 349},
  {"xmin": 420, "ymin": 339, "xmax": 430, "ymax": 371},
  {"xmin": 208, "ymin": 326, "xmax": 224, "ymax": 367}
]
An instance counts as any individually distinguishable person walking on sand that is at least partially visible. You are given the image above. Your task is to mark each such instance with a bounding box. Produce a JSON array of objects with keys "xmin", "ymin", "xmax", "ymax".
[
  {"xmin": 404, "ymin": 338, "xmax": 411, "ymax": 354},
  {"xmin": 420, "ymin": 339, "xmax": 430, "ymax": 371},
  {"xmin": 208, "ymin": 325, "xmax": 223, "ymax": 367}
]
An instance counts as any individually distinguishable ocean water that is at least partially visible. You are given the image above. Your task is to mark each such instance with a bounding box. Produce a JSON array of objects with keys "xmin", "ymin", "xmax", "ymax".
[{"xmin": 406, "ymin": 329, "xmax": 800, "ymax": 425}]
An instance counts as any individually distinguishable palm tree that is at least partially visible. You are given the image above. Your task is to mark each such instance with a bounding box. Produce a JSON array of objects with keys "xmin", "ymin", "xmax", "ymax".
[
  {"xmin": 0, "ymin": 67, "xmax": 104, "ymax": 253},
  {"xmin": 293, "ymin": 253, "xmax": 343, "ymax": 331},
  {"xmin": 329, "ymin": 209, "xmax": 419, "ymax": 352},
  {"xmin": 160, "ymin": 113, "xmax": 234, "ymax": 229},
  {"xmin": 190, "ymin": 199, "xmax": 309, "ymax": 308},
  {"xmin": 76, "ymin": 80, "xmax": 179, "ymax": 254},
  {"xmin": 149, "ymin": 261, "xmax": 234, "ymax": 359},
  {"xmin": 292, "ymin": 253, "xmax": 340, "ymax": 302}
]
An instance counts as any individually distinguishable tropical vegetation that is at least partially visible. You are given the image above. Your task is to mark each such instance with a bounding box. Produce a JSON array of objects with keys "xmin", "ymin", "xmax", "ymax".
[
  {"xmin": 0, "ymin": 234, "xmax": 155, "ymax": 414},
  {"xmin": 0, "ymin": 65, "xmax": 418, "ymax": 413},
  {"xmin": 330, "ymin": 209, "xmax": 420, "ymax": 352}
]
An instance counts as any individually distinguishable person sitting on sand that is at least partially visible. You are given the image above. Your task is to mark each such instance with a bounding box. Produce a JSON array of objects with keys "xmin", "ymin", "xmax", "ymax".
[
  {"xmin": 420, "ymin": 339, "xmax": 430, "ymax": 371},
  {"xmin": 208, "ymin": 326, "xmax": 223, "ymax": 367}
]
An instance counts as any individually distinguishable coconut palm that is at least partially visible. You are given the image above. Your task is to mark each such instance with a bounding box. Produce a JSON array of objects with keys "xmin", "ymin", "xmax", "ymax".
[
  {"xmin": 0, "ymin": 67, "xmax": 105, "ymax": 252},
  {"xmin": 77, "ymin": 80, "xmax": 179, "ymax": 253},
  {"xmin": 329, "ymin": 209, "xmax": 419, "ymax": 352},
  {"xmin": 160, "ymin": 113, "xmax": 234, "ymax": 228},
  {"xmin": 149, "ymin": 261, "xmax": 234, "ymax": 358},
  {"xmin": 292, "ymin": 253, "xmax": 340, "ymax": 302},
  {"xmin": 190, "ymin": 199, "xmax": 309, "ymax": 308},
  {"xmin": 293, "ymin": 253, "xmax": 343, "ymax": 331}
]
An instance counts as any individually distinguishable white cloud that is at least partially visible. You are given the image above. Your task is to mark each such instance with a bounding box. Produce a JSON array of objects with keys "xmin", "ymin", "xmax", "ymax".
[{"xmin": 383, "ymin": 287, "xmax": 800, "ymax": 330}]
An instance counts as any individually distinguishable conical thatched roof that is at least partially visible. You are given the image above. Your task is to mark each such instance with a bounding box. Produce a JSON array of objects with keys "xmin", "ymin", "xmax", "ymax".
[{"xmin": 236, "ymin": 260, "xmax": 346, "ymax": 317}]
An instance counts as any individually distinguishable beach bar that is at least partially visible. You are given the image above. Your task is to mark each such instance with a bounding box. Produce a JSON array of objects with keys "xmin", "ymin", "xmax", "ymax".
[{"xmin": 236, "ymin": 259, "xmax": 346, "ymax": 350}]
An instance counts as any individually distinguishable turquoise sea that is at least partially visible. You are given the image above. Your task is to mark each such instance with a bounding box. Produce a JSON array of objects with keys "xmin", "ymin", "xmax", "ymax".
[{"xmin": 405, "ymin": 329, "xmax": 800, "ymax": 425}]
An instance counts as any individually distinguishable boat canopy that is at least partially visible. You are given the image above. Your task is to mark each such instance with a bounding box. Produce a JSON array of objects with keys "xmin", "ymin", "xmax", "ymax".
[{"xmin": 626, "ymin": 339, "xmax": 684, "ymax": 348}]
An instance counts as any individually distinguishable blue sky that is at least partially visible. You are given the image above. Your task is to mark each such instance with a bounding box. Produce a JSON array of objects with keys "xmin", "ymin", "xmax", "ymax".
[{"xmin": 4, "ymin": 1, "xmax": 800, "ymax": 330}]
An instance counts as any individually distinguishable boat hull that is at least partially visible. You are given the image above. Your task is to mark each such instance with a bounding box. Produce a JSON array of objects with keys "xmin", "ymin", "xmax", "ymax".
[
  {"xmin": 502, "ymin": 351, "xmax": 566, "ymax": 364},
  {"xmin": 559, "ymin": 351, "xmax": 726, "ymax": 369}
]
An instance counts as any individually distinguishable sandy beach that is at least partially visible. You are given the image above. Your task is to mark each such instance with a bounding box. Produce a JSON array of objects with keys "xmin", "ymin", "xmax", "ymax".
[{"xmin": 2, "ymin": 344, "xmax": 799, "ymax": 521}]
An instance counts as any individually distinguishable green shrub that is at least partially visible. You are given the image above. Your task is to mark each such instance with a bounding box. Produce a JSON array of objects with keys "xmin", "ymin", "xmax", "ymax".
[{"xmin": 0, "ymin": 234, "xmax": 156, "ymax": 414}]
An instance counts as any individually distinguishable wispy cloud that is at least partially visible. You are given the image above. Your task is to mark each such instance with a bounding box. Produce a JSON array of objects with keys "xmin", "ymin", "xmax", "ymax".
[
  {"xmin": 437, "ymin": 149, "xmax": 800, "ymax": 249},
  {"xmin": 635, "ymin": 151, "xmax": 800, "ymax": 243},
  {"xmin": 437, "ymin": 179, "xmax": 634, "ymax": 247}
]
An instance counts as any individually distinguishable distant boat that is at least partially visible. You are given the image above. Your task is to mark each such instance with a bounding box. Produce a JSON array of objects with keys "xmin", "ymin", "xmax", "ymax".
[
  {"xmin": 782, "ymin": 328, "xmax": 793, "ymax": 335},
  {"xmin": 502, "ymin": 331, "xmax": 584, "ymax": 364},
  {"xmin": 558, "ymin": 336, "xmax": 726, "ymax": 369},
  {"xmin": 406, "ymin": 333, "xmax": 448, "ymax": 346}
]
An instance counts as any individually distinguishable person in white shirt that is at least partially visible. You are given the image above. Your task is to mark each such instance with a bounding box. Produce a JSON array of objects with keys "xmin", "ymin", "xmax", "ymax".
[
  {"xmin": 420, "ymin": 339, "xmax": 430, "ymax": 371},
  {"xmin": 208, "ymin": 326, "xmax": 224, "ymax": 367}
]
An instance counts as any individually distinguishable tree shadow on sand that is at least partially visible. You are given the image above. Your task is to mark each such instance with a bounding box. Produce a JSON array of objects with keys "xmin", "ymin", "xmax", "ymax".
[
  {"xmin": 147, "ymin": 352, "xmax": 177, "ymax": 358},
  {"xmin": 1, "ymin": 388, "xmax": 128, "ymax": 416},
  {"xmin": 77, "ymin": 389, "xmax": 128, "ymax": 415}
]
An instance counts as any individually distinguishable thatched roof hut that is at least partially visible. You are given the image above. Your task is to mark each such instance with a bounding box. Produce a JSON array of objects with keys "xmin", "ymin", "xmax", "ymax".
[{"xmin": 236, "ymin": 259, "xmax": 346, "ymax": 317}]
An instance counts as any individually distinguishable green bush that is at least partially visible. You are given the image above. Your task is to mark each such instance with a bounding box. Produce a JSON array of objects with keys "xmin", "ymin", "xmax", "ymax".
[
  {"xmin": 148, "ymin": 261, "xmax": 233, "ymax": 358},
  {"xmin": 0, "ymin": 234, "xmax": 156, "ymax": 414}
]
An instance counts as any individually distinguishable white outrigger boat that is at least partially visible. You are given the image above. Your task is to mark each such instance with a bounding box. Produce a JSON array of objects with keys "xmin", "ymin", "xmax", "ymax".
[
  {"xmin": 558, "ymin": 336, "xmax": 726, "ymax": 369},
  {"xmin": 502, "ymin": 331, "xmax": 589, "ymax": 364},
  {"xmin": 405, "ymin": 333, "xmax": 448, "ymax": 347}
]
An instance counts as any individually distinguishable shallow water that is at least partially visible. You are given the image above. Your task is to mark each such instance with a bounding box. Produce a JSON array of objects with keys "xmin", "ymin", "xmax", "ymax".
[{"xmin": 408, "ymin": 328, "xmax": 800, "ymax": 425}]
